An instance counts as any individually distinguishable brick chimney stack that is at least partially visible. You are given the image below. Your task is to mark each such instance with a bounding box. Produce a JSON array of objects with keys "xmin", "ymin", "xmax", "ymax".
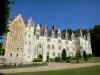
[
  {"xmin": 40, "ymin": 24, "xmax": 42, "ymax": 29},
  {"xmin": 52, "ymin": 25, "xmax": 55, "ymax": 31},
  {"xmin": 79, "ymin": 28, "xmax": 82, "ymax": 33},
  {"xmin": 43, "ymin": 25, "xmax": 46, "ymax": 30}
]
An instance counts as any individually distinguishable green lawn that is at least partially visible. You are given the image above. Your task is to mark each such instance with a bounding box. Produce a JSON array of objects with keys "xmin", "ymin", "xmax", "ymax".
[
  {"xmin": 5, "ymin": 65, "xmax": 100, "ymax": 75},
  {"xmin": 0, "ymin": 64, "xmax": 47, "ymax": 69},
  {"xmin": 70, "ymin": 57, "xmax": 100, "ymax": 63}
]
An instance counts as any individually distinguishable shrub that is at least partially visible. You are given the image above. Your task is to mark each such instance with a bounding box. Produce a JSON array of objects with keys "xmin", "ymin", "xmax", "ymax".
[
  {"xmin": 73, "ymin": 57, "xmax": 76, "ymax": 60},
  {"xmin": 50, "ymin": 58, "xmax": 53, "ymax": 62},
  {"xmin": 83, "ymin": 50, "xmax": 88, "ymax": 61},
  {"xmin": 61, "ymin": 49, "xmax": 67, "ymax": 61},
  {"xmin": 87, "ymin": 54, "xmax": 95, "ymax": 58},
  {"xmin": 66, "ymin": 57, "xmax": 70, "ymax": 63},
  {"xmin": 46, "ymin": 56, "xmax": 49, "ymax": 62},
  {"xmin": 55, "ymin": 57, "xmax": 61, "ymax": 62},
  {"xmin": 33, "ymin": 58, "xmax": 42, "ymax": 62}
]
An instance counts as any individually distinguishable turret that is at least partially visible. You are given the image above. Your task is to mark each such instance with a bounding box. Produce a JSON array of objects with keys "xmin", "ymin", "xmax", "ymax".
[
  {"xmin": 65, "ymin": 29, "xmax": 68, "ymax": 40},
  {"xmin": 27, "ymin": 17, "xmax": 35, "ymax": 27},
  {"xmin": 57, "ymin": 28, "xmax": 61, "ymax": 39}
]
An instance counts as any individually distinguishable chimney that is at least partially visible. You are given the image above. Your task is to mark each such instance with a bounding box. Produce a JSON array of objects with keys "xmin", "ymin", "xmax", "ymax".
[
  {"xmin": 79, "ymin": 28, "xmax": 82, "ymax": 33},
  {"xmin": 52, "ymin": 25, "xmax": 55, "ymax": 31},
  {"xmin": 40, "ymin": 24, "xmax": 42, "ymax": 29},
  {"xmin": 47, "ymin": 27, "xmax": 48, "ymax": 30},
  {"xmin": 43, "ymin": 25, "xmax": 46, "ymax": 30}
]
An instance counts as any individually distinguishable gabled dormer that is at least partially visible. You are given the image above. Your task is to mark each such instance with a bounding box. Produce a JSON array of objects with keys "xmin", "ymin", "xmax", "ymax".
[
  {"xmin": 57, "ymin": 28, "xmax": 61, "ymax": 39},
  {"xmin": 51, "ymin": 26, "xmax": 55, "ymax": 37},
  {"xmin": 36, "ymin": 24, "xmax": 40, "ymax": 35},
  {"xmin": 65, "ymin": 29, "xmax": 68, "ymax": 40},
  {"xmin": 27, "ymin": 17, "xmax": 35, "ymax": 27},
  {"xmin": 87, "ymin": 30, "xmax": 90, "ymax": 41},
  {"xmin": 44, "ymin": 26, "xmax": 48, "ymax": 36},
  {"xmin": 51, "ymin": 30, "xmax": 54, "ymax": 37},
  {"xmin": 71, "ymin": 32, "xmax": 75, "ymax": 40},
  {"xmin": 84, "ymin": 35, "xmax": 86, "ymax": 40},
  {"xmin": 79, "ymin": 29, "xmax": 83, "ymax": 38}
]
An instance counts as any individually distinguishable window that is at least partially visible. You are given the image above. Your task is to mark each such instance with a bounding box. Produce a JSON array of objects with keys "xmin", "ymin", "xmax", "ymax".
[
  {"xmin": 66, "ymin": 41, "xmax": 68, "ymax": 44},
  {"xmin": 53, "ymin": 52, "xmax": 55, "ymax": 56},
  {"xmin": 12, "ymin": 30, "xmax": 16, "ymax": 35},
  {"xmin": 47, "ymin": 45, "xmax": 50, "ymax": 49},
  {"xmin": 17, "ymin": 48, "xmax": 19, "ymax": 51},
  {"xmin": 29, "ymin": 27, "xmax": 31, "ymax": 30},
  {"xmin": 29, "ymin": 34, "xmax": 30, "ymax": 37},
  {"xmin": 52, "ymin": 45, "xmax": 55, "ymax": 49},
  {"xmin": 58, "ymin": 53, "xmax": 60, "ymax": 57},
  {"xmin": 29, "ymin": 42, "xmax": 31, "ymax": 45},
  {"xmin": 73, "ymin": 42, "xmax": 74, "ymax": 45},
  {"xmin": 58, "ymin": 40, "xmax": 61, "ymax": 44},
  {"xmin": 73, "ymin": 47, "xmax": 75, "ymax": 51},
  {"xmin": 16, "ymin": 54, "xmax": 18, "ymax": 57},
  {"xmin": 25, "ymin": 41, "xmax": 27, "ymax": 44},
  {"xmin": 59, "ymin": 46, "xmax": 61, "ymax": 50},
  {"xmin": 37, "ymin": 29, "xmax": 40, "ymax": 32},
  {"xmin": 19, "ymin": 23, "xmax": 22, "ymax": 26},
  {"xmin": 36, "ymin": 35, "xmax": 39, "ymax": 40},
  {"xmin": 12, "ymin": 39, "xmax": 14, "ymax": 43},
  {"xmin": 25, "ymin": 32, "xmax": 27, "ymax": 36},
  {"xmin": 10, "ymin": 53, "xmax": 12, "ymax": 57},
  {"xmin": 58, "ymin": 33, "xmax": 60, "ymax": 37},
  {"xmin": 52, "ymin": 33, "xmax": 54, "ymax": 37},
  {"xmin": 17, "ymin": 40, "xmax": 20, "ymax": 43},
  {"xmin": 47, "ymin": 52, "xmax": 49, "ymax": 56},
  {"xmin": 47, "ymin": 38, "xmax": 50, "ymax": 42},
  {"xmin": 85, "ymin": 42, "xmax": 86, "ymax": 45},
  {"xmin": 38, "ymin": 44, "xmax": 41, "ymax": 48},
  {"xmin": 67, "ymin": 47, "xmax": 69, "ymax": 51},
  {"xmin": 21, "ymin": 48, "xmax": 23, "ymax": 51},
  {"xmin": 18, "ymin": 32, "xmax": 21, "ymax": 36}
]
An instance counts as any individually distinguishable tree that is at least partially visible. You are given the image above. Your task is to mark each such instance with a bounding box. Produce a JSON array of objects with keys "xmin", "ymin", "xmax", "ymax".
[
  {"xmin": 1, "ymin": 0, "xmax": 15, "ymax": 38},
  {"xmin": 89, "ymin": 25, "xmax": 100, "ymax": 56},
  {"xmin": 61, "ymin": 49, "xmax": 66, "ymax": 61},
  {"xmin": 83, "ymin": 50, "xmax": 88, "ymax": 61}
]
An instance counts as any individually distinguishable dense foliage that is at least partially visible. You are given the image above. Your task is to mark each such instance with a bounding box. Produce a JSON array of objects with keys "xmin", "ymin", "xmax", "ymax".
[
  {"xmin": 61, "ymin": 49, "xmax": 67, "ymax": 61},
  {"xmin": 62, "ymin": 24, "xmax": 100, "ymax": 56}
]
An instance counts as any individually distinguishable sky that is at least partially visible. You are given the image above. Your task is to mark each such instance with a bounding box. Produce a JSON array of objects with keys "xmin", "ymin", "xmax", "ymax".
[
  {"xmin": 0, "ymin": 0, "xmax": 100, "ymax": 42},
  {"xmin": 10, "ymin": 0, "xmax": 100, "ymax": 30}
]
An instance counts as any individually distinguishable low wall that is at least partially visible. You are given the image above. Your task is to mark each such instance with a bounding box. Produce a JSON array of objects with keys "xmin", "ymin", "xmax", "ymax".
[{"xmin": 0, "ymin": 56, "xmax": 6, "ymax": 64}]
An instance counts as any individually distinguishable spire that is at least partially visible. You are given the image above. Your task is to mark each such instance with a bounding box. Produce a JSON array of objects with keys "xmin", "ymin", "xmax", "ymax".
[
  {"xmin": 79, "ymin": 28, "xmax": 82, "ymax": 37},
  {"xmin": 65, "ymin": 29, "xmax": 68, "ymax": 40},
  {"xmin": 71, "ymin": 32, "xmax": 75, "ymax": 40},
  {"xmin": 27, "ymin": 16, "xmax": 35, "ymax": 26}
]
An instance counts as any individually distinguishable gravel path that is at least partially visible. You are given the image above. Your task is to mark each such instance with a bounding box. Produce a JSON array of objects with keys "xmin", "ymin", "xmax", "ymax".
[{"xmin": 0, "ymin": 62, "xmax": 100, "ymax": 74}]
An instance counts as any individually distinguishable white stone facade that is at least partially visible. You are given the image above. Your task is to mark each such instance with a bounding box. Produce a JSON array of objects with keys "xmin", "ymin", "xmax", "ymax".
[{"xmin": 3, "ymin": 14, "xmax": 92, "ymax": 63}]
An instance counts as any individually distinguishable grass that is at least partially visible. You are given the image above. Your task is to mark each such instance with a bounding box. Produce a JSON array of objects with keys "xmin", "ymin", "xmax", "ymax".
[
  {"xmin": 0, "ymin": 64, "xmax": 47, "ymax": 69},
  {"xmin": 4, "ymin": 65, "xmax": 100, "ymax": 75},
  {"xmin": 55, "ymin": 57, "xmax": 100, "ymax": 63},
  {"xmin": 70, "ymin": 57, "xmax": 100, "ymax": 63}
]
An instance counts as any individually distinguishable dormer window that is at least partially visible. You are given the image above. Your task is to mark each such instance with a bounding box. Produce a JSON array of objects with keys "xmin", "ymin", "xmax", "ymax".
[
  {"xmin": 29, "ymin": 34, "xmax": 30, "ymax": 37},
  {"xmin": 58, "ymin": 40, "xmax": 61, "ymax": 44},
  {"xmin": 29, "ymin": 27, "xmax": 31, "ymax": 30},
  {"xmin": 47, "ymin": 38, "xmax": 50, "ymax": 42},
  {"xmin": 18, "ymin": 32, "xmax": 21, "ymax": 36},
  {"xmin": 37, "ymin": 29, "xmax": 40, "ymax": 32},
  {"xmin": 58, "ymin": 33, "xmax": 60, "ymax": 37},
  {"xmin": 36, "ymin": 35, "xmax": 39, "ymax": 40}
]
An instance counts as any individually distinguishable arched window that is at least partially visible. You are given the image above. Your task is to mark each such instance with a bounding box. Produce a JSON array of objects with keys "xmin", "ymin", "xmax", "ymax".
[{"xmin": 38, "ymin": 44, "xmax": 41, "ymax": 48}]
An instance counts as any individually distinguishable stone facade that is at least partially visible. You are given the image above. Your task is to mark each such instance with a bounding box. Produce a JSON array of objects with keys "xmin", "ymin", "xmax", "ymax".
[{"xmin": 2, "ymin": 14, "xmax": 92, "ymax": 63}]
